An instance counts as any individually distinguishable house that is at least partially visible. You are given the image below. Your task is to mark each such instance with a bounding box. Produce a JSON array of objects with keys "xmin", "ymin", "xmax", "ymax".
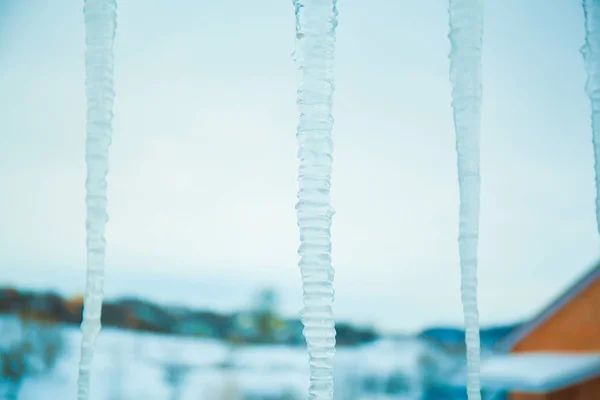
[
  {"xmin": 447, "ymin": 261, "xmax": 600, "ymax": 399},
  {"xmin": 493, "ymin": 260, "xmax": 600, "ymax": 399},
  {"xmin": 495, "ymin": 261, "xmax": 600, "ymax": 354},
  {"xmin": 462, "ymin": 352, "xmax": 600, "ymax": 400}
]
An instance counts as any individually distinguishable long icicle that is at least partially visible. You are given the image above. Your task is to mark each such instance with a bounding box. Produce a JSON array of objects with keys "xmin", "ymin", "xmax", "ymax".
[
  {"xmin": 292, "ymin": 0, "xmax": 338, "ymax": 399},
  {"xmin": 77, "ymin": 1, "xmax": 117, "ymax": 399},
  {"xmin": 448, "ymin": 1, "xmax": 484, "ymax": 399},
  {"xmin": 582, "ymin": 0, "xmax": 600, "ymax": 234}
]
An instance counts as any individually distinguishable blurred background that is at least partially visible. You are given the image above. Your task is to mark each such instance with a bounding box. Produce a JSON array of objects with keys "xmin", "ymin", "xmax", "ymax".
[{"xmin": 1, "ymin": 0, "xmax": 599, "ymax": 399}]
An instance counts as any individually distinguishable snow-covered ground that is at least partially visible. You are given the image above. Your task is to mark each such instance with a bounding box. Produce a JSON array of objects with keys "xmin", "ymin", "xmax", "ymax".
[{"xmin": 0, "ymin": 317, "xmax": 452, "ymax": 400}]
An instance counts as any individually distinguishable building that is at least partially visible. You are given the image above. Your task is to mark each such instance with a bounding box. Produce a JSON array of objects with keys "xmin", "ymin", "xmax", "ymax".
[
  {"xmin": 496, "ymin": 261, "xmax": 600, "ymax": 354},
  {"xmin": 492, "ymin": 261, "xmax": 600, "ymax": 399},
  {"xmin": 446, "ymin": 261, "xmax": 600, "ymax": 400}
]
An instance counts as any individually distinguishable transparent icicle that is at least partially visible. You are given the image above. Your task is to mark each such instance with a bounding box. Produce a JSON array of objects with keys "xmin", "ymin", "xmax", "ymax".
[
  {"xmin": 582, "ymin": 0, "xmax": 600, "ymax": 234},
  {"xmin": 292, "ymin": 1, "xmax": 338, "ymax": 399},
  {"xmin": 77, "ymin": 1, "xmax": 117, "ymax": 399},
  {"xmin": 448, "ymin": 1, "xmax": 483, "ymax": 399}
]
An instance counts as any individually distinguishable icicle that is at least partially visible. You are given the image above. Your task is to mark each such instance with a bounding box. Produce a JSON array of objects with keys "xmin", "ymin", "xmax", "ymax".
[
  {"xmin": 582, "ymin": 0, "xmax": 600, "ymax": 234},
  {"xmin": 77, "ymin": 1, "xmax": 117, "ymax": 399},
  {"xmin": 292, "ymin": 0, "xmax": 338, "ymax": 399},
  {"xmin": 448, "ymin": 1, "xmax": 483, "ymax": 399}
]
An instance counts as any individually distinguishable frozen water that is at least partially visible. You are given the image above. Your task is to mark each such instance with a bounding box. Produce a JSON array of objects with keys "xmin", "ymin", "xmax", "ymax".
[
  {"xmin": 292, "ymin": 0, "xmax": 339, "ymax": 399},
  {"xmin": 448, "ymin": 1, "xmax": 484, "ymax": 399},
  {"xmin": 77, "ymin": 1, "xmax": 118, "ymax": 399},
  {"xmin": 582, "ymin": 0, "xmax": 600, "ymax": 235}
]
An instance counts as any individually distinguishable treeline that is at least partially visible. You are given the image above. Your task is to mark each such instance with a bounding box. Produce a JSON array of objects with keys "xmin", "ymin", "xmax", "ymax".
[{"xmin": 0, "ymin": 287, "xmax": 378, "ymax": 347}]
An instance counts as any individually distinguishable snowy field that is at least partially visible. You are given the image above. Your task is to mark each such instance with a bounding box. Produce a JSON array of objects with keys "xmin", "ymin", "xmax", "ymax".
[{"xmin": 0, "ymin": 316, "xmax": 453, "ymax": 400}]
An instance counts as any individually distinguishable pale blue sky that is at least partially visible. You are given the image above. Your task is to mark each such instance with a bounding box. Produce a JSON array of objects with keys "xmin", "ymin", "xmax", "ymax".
[{"xmin": 0, "ymin": 0, "xmax": 597, "ymax": 332}]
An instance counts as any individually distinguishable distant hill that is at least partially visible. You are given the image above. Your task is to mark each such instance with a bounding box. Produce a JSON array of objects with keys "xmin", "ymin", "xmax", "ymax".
[
  {"xmin": 418, "ymin": 323, "xmax": 521, "ymax": 352},
  {"xmin": 0, "ymin": 286, "xmax": 378, "ymax": 347}
]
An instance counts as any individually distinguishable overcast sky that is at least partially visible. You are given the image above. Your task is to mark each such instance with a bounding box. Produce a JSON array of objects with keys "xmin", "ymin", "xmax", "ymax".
[{"xmin": 0, "ymin": 0, "xmax": 598, "ymax": 333}]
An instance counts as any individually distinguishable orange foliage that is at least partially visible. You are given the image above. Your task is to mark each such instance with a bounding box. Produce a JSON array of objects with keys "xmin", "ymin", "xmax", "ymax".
[{"xmin": 64, "ymin": 294, "xmax": 84, "ymax": 314}]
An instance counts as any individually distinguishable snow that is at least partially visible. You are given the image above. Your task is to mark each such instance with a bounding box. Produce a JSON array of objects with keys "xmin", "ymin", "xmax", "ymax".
[
  {"xmin": 449, "ymin": 352, "xmax": 600, "ymax": 393},
  {"xmin": 292, "ymin": 0, "xmax": 339, "ymax": 398},
  {"xmin": 447, "ymin": 1, "xmax": 484, "ymax": 399},
  {"xmin": 78, "ymin": 0, "xmax": 118, "ymax": 399},
  {"xmin": 234, "ymin": 345, "xmax": 309, "ymax": 371},
  {"xmin": 0, "ymin": 318, "xmax": 434, "ymax": 400},
  {"xmin": 352, "ymin": 340, "xmax": 424, "ymax": 378}
]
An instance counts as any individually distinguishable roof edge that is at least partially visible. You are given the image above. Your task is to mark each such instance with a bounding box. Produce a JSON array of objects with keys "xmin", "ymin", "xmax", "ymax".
[{"xmin": 495, "ymin": 260, "xmax": 600, "ymax": 352}]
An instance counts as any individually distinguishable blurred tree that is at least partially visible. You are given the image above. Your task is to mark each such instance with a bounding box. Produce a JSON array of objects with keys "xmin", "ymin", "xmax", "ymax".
[
  {"xmin": 1, "ymin": 345, "xmax": 27, "ymax": 400},
  {"xmin": 1, "ymin": 315, "xmax": 63, "ymax": 399},
  {"xmin": 162, "ymin": 361, "xmax": 190, "ymax": 400},
  {"xmin": 252, "ymin": 288, "xmax": 283, "ymax": 343},
  {"xmin": 254, "ymin": 288, "xmax": 277, "ymax": 314}
]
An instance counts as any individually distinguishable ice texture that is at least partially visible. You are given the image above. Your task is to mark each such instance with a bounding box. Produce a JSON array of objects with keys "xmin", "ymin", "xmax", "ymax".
[
  {"xmin": 292, "ymin": 0, "xmax": 339, "ymax": 399},
  {"xmin": 582, "ymin": 0, "xmax": 600, "ymax": 234},
  {"xmin": 448, "ymin": 1, "xmax": 484, "ymax": 399},
  {"xmin": 77, "ymin": 1, "xmax": 117, "ymax": 399}
]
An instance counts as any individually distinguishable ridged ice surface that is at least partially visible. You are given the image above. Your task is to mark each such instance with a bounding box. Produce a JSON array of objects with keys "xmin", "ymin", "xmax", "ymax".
[
  {"xmin": 448, "ymin": 1, "xmax": 483, "ymax": 399},
  {"xmin": 77, "ymin": 1, "xmax": 117, "ymax": 399},
  {"xmin": 582, "ymin": 0, "xmax": 600, "ymax": 234},
  {"xmin": 292, "ymin": 0, "xmax": 338, "ymax": 399}
]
